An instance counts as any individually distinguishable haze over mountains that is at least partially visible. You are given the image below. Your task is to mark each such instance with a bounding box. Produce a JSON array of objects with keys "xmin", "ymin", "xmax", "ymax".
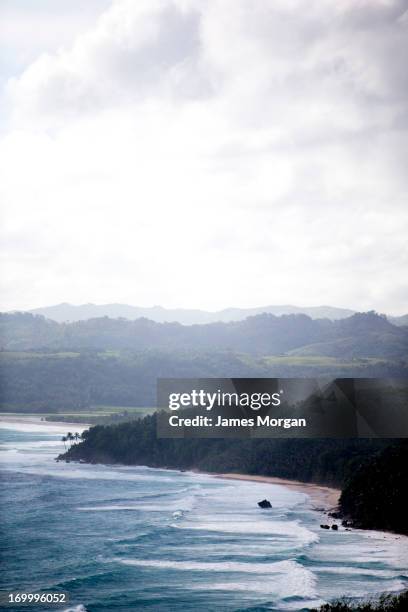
[
  {"xmin": 20, "ymin": 302, "xmax": 407, "ymax": 326},
  {"xmin": 2, "ymin": 310, "xmax": 407, "ymax": 359},
  {"xmin": 1, "ymin": 310, "xmax": 407, "ymax": 412}
]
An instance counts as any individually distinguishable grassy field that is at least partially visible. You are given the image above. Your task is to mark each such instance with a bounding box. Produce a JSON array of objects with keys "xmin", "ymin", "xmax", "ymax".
[{"xmin": 0, "ymin": 350, "xmax": 391, "ymax": 368}]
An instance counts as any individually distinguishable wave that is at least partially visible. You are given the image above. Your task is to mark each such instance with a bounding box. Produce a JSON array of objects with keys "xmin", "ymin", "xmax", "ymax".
[
  {"xmin": 116, "ymin": 557, "xmax": 303, "ymax": 573},
  {"xmin": 3, "ymin": 465, "xmax": 178, "ymax": 482},
  {"xmin": 114, "ymin": 558, "xmax": 316, "ymax": 597},
  {"xmin": 315, "ymin": 566, "xmax": 405, "ymax": 578},
  {"xmin": 309, "ymin": 536, "xmax": 408, "ymax": 568},
  {"xmin": 77, "ymin": 499, "xmax": 194, "ymax": 512},
  {"xmin": 76, "ymin": 483, "xmax": 205, "ymax": 513},
  {"xmin": 190, "ymin": 579, "xmax": 312, "ymax": 597},
  {"xmin": 172, "ymin": 516, "xmax": 319, "ymax": 544},
  {"xmin": 76, "ymin": 493, "xmax": 199, "ymax": 514},
  {"xmin": 2, "ymin": 440, "xmax": 62, "ymax": 449}
]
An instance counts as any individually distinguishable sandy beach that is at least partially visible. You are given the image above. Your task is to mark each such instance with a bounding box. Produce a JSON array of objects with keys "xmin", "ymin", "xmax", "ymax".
[{"xmin": 216, "ymin": 473, "xmax": 340, "ymax": 510}]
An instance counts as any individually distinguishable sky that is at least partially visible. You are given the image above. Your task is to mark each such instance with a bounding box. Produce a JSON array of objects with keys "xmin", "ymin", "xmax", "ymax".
[{"xmin": 1, "ymin": 0, "xmax": 407, "ymax": 315}]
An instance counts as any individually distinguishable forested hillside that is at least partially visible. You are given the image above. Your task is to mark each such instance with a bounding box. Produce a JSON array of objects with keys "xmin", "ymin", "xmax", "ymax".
[
  {"xmin": 1, "ymin": 350, "xmax": 407, "ymax": 412},
  {"xmin": 61, "ymin": 416, "xmax": 389, "ymax": 484},
  {"xmin": 1, "ymin": 311, "xmax": 407, "ymax": 412},
  {"xmin": 1, "ymin": 311, "xmax": 407, "ymax": 357}
]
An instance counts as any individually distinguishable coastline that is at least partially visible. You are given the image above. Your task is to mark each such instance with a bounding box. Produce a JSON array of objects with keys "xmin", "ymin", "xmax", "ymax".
[
  {"xmin": 212, "ymin": 473, "xmax": 408, "ymax": 542},
  {"xmin": 2, "ymin": 417, "xmax": 404, "ymax": 543},
  {"xmin": 0, "ymin": 414, "xmax": 90, "ymax": 429},
  {"xmin": 214, "ymin": 472, "xmax": 340, "ymax": 510}
]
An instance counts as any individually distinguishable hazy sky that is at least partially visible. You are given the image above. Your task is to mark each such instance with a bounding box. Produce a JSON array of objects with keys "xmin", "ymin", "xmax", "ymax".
[{"xmin": 1, "ymin": 0, "xmax": 407, "ymax": 314}]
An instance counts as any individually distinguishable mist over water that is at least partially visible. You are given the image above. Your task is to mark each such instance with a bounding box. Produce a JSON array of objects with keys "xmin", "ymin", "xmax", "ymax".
[{"xmin": 1, "ymin": 419, "xmax": 407, "ymax": 611}]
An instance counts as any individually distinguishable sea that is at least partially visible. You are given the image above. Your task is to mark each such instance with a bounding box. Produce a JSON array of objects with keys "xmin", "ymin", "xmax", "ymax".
[{"xmin": 0, "ymin": 418, "xmax": 407, "ymax": 612}]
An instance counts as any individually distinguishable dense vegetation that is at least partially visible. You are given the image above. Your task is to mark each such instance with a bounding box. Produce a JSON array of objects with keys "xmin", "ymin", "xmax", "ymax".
[
  {"xmin": 339, "ymin": 441, "xmax": 407, "ymax": 534},
  {"xmin": 311, "ymin": 590, "xmax": 408, "ymax": 611},
  {"xmin": 1, "ymin": 349, "xmax": 406, "ymax": 412},
  {"xmin": 1, "ymin": 311, "xmax": 407, "ymax": 358}
]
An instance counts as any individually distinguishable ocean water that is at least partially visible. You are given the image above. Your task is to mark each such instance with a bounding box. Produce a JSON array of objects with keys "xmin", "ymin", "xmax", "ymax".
[{"xmin": 0, "ymin": 419, "xmax": 407, "ymax": 612}]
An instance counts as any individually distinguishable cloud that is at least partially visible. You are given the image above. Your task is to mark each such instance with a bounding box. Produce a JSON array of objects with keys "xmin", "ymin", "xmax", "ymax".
[
  {"xmin": 6, "ymin": 0, "xmax": 211, "ymax": 123},
  {"xmin": 1, "ymin": 0, "xmax": 407, "ymax": 314}
]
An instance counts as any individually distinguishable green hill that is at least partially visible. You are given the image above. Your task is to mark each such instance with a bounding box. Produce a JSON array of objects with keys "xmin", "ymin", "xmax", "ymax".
[{"xmin": 1, "ymin": 311, "xmax": 407, "ymax": 358}]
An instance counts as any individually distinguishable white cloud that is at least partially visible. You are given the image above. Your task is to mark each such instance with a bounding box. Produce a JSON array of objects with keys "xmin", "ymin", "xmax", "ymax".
[{"xmin": 1, "ymin": 0, "xmax": 407, "ymax": 314}]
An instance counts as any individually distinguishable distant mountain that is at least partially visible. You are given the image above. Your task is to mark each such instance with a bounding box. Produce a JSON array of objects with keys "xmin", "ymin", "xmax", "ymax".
[
  {"xmin": 1, "ymin": 310, "xmax": 407, "ymax": 359},
  {"xmin": 25, "ymin": 302, "xmax": 357, "ymax": 324}
]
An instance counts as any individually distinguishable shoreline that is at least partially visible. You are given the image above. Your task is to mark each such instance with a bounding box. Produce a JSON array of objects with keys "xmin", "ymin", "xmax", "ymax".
[
  {"xmin": 3, "ymin": 419, "xmax": 404, "ymax": 542},
  {"xmin": 212, "ymin": 473, "xmax": 407, "ymax": 541},
  {"xmin": 214, "ymin": 473, "xmax": 340, "ymax": 511},
  {"xmin": 0, "ymin": 414, "xmax": 90, "ymax": 429}
]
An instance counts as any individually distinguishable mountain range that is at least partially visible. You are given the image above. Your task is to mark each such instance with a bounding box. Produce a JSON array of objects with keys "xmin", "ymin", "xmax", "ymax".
[{"xmin": 17, "ymin": 302, "xmax": 407, "ymax": 326}]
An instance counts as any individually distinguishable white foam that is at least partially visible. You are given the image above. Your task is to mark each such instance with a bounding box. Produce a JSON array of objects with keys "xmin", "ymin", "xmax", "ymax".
[
  {"xmin": 315, "ymin": 565, "xmax": 402, "ymax": 577},
  {"xmin": 309, "ymin": 536, "xmax": 408, "ymax": 568},
  {"xmin": 77, "ymin": 496, "xmax": 196, "ymax": 513},
  {"xmin": 116, "ymin": 558, "xmax": 316, "ymax": 597},
  {"xmin": 78, "ymin": 505, "xmax": 141, "ymax": 511},
  {"xmin": 174, "ymin": 516, "xmax": 318, "ymax": 544},
  {"xmin": 117, "ymin": 557, "xmax": 302, "ymax": 574}
]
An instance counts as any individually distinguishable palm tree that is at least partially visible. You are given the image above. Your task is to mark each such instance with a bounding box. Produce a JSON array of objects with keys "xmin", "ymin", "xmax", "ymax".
[
  {"xmin": 61, "ymin": 436, "xmax": 67, "ymax": 450},
  {"xmin": 67, "ymin": 432, "xmax": 74, "ymax": 447},
  {"xmin": 74, "ymin": 432, "xmax": 80, "ymax": 444}
]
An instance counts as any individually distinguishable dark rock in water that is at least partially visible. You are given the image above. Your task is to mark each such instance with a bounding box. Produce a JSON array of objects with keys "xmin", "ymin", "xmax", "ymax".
[
  {"xmin": 320, "ymin": 524, "xmax": 330, "ymax": 529},
  {"xmin": 258, "ymin": 499, "xmax": 272, "ymax": 508},
  {"xmin": 331, "ymin": 524, "xmax": 338, "ymax": 530}
]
